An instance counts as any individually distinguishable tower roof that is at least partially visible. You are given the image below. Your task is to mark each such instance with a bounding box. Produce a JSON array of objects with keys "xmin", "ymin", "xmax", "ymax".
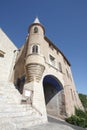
[
  {"xmin": 34, "ymin": 17, "xmax": 40, "ymax": 24},
  {"xmin": 28, "ymin": 17, "xmax": 45, "ymax": 34}
]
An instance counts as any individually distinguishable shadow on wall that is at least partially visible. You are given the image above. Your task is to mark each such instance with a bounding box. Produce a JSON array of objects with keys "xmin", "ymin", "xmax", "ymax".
[{"xmin": 15, "ymin": 75, "xmax": 26, "ymax": 94}]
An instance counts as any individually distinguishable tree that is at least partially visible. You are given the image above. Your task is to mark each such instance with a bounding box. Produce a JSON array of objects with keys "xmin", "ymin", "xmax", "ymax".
[{"xmin": 79, "ymin": 93, "xmax": 87, "ymax": 112}]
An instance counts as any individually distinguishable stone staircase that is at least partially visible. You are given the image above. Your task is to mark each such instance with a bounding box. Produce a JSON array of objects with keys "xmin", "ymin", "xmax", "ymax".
[
  {"xmin": 0, "ymin": 82, "xmax": 45, "ymax": 129},
  {"xmin": 0, "ymin": 82, "xmax": 21, "ymax": 104}
]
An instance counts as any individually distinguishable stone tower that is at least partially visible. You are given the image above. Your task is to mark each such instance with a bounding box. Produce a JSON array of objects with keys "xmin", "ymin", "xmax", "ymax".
[
  {"xmin": 0, "ymin": 18, "xmax": 84, "ymax": 129},
  {"xmin": 23, "ymin": 18, "xmax": 47, "ymax": 119},
  {"xmin": 13, "ymin": 18, "xmax": 84, "ymax": 119}
]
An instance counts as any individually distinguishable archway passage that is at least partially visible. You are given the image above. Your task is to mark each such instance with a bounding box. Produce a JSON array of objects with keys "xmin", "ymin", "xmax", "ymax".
[{"xmin": 43, "ymin": 75, "xmax": 65, "ymax": 117}]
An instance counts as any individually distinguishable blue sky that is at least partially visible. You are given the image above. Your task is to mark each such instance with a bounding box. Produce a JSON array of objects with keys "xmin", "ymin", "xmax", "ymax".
[{"xmin": 0, "ymin": 0, "xmax": 87, "ymax": 94}]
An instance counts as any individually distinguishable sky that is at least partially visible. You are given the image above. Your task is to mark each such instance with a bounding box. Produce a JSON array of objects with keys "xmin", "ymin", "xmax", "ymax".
[{"xmin": 0, "ymin": 0, "xmax": 87, "ymax": 94}]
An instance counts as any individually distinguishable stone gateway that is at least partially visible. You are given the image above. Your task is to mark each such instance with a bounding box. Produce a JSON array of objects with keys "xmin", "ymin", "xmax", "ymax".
[{"xmin": 0, "ymin": 18, "xmax": 84, "ymax": 129}]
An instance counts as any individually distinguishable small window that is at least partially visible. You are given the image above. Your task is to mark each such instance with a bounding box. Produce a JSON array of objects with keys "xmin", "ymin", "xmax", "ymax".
[
  {"xmin": 49, "ymin": 55, "xmax": 55, "ymax": 66},
  {"xmin": 0, "ymin": 50, "xmax": 5, "ymax": 57},
  {"xmin": 66, "ymin": 69, "xmax": 72, "ymax": 81},
  {"xmin": 34, "ymin": 27, "xmax": 38, "ymax": 33},
  {"xmin": 59, "ymin": 62, "xmax": 62, "ymax": 72},
  {"xmin": 0, "ymin": 53, "xmax": 4, "ymax": 57},
  {"xmin": 32, "ymin": 45, "xmax": 39, "ymax": 54},
  {"xmin": 57, "ymin": 51, "xmax": 59, "ymax": 55},
  {"xmin": 66, "ymin": 69, "xmax": 69, "ymax": 78},
  {"xmin": 49, "ymin": 44, "xmax": 54, "ymax": 50},
  {"xmin": 63, "ymin": 58, "xmax": 66, "ymax": 64}
]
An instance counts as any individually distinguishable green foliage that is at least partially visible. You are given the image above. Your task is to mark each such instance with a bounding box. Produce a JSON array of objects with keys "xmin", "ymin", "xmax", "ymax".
[
  {"xmin": 66, "ymin": 115, "xmax": 86, "ymax": 127},
  {"xmin": 66, "ymin": 109, "xmax": 87, "ymax": 128},
  {"xmin": 75, "ymin": 108, "xmax": 87, "ymax": 119},
  {"xmin": 79, "ymin": 93, "xmax": 87, "ymax": 112},
  {"xmin": 66, "ymin": 94, "xmax": 87, "ymax": 128}
]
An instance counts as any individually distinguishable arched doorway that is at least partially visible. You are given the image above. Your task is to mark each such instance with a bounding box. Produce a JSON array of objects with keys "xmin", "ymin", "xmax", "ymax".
[{"xmin": 43, "ymin": 75, "xmax": 65, "ymax": 117}]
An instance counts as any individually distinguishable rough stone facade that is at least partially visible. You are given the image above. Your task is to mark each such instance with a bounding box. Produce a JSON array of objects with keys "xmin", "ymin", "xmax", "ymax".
[{"xmin": 0, "ymin": 18, "xmax": 84, "ymax": 124}]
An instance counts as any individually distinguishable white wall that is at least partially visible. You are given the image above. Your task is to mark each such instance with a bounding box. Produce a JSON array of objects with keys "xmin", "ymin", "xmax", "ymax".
[{"xmin": 0, "ymin": 28, "xmax": 17, "ymax": 81}]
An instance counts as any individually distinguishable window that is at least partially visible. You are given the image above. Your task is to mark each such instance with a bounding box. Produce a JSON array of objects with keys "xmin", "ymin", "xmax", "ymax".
[
  {"xmin": 66, "ymin": 69, "xmax": 69, "ymax": 78},
  {"xmin": 66, "ymin": 69, "xmax": 72, "ymax": 81},
  {"xmin": 49, "ymin": 55, "xmax": 55, "ymax": 66},
  {"xmin": 0, "ymin": 50, "xmax": 5, "ymax": 57},
  {"xmin": 34, "ymin": 27, "xmax": 38, "ymax": 33},
  {"xmin": 63, "ymin": 58, "xmax": 66, "ymax": 65},
  {"xmin": 49, "ymin": 44, "xmax": 54, "ymax": 50},
  {"xmin": 32, "ymin": 45, "xmax": 39, "ymax": 54},
  {"xmin": 59, "ymin": 62, "xmax": 62, "ymax": 72}
]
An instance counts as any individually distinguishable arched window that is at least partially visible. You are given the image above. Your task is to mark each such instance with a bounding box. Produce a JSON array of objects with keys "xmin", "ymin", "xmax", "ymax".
[
  {"xmin": 32, "ymin": 45, "xmax": 39, "ymax": 54},
  {"xmin": 34, "ymin": 27, "xmax": 38, "ymax": 33}
]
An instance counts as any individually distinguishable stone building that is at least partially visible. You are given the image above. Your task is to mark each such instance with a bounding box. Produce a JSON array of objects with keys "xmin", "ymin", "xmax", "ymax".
[{"xmin": 0, "ymin": 18, "xmax": 84, "ymax": 128}]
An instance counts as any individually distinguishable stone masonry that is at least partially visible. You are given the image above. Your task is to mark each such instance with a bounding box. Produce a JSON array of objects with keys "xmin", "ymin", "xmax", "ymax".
[{"xmin": 0, "ymin": 18, "xmax": 84, "ymax": 129}]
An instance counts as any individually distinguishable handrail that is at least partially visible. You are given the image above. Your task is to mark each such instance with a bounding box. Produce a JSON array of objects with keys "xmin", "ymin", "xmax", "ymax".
[
  {"xmin": 32, "ymin": 105, "xmax": 42, "ymax": 116},
  {"xmin": 22, "ymin": 97, "xmax": 42, "ymax": 116}
]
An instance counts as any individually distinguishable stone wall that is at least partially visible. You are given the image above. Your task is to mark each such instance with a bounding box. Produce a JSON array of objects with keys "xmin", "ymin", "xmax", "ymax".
[
  {"xmin": 0, "ymin": 28, "xmax": 17, "ymax": 81},
  {"xmin": 14, "ymin": 43, "xmax": 27, "ymax": 82}
]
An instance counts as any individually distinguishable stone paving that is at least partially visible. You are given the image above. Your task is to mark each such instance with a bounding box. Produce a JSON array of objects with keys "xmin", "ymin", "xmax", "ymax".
[
  {"xmin": 0, "ymin": 116, "xmax": 86, "ymax": 130},
  {"xmin": 21, "ymin": 116, "xmax": 86, "ymax": 130}
]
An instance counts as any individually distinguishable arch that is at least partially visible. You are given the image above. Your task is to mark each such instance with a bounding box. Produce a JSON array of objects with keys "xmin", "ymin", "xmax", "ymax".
[
  {"xmin": 43, "ymin": 75, "xmax": 63, "ymax": 104},
  {"xmin": 43, "ymin": 75, "xmax": 65, "ymax": 117},
  {"xmin": 43, "ymin": 75, "xmax": 63, "ymax": 91}
]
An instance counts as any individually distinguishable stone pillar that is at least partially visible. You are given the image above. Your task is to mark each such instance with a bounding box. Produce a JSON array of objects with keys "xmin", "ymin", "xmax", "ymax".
[{"xmin": 59, "ymin": 90, "xmax": 67, "ymax": 117}]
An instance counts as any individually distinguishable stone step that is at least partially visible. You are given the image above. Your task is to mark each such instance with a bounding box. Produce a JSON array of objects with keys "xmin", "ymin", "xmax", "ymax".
[
  {"xmin": 0, "ymin": 81, "xmax": 45, "ymax": 128},
  {"xmin": 0, "ymin": 85, "xmax": 16, "ymax": 90},
  {"xmin": 0, "ymin": 116, "xmax": 43, "ymax": 129},
  {"xmin": 0, "ymin": 84, "xmax": 17, "ymax": 88},
  {"xmin": 0, "ymin": 82, "xmax": 22, "ymax": 104},
  {"xmin": 0, "ymin": 84, "xmax": 16, "ymax": 87},
  {"xmin": 0, "ymin": 86, "xmax": 21, "ymax": 94},
  {"xmin": 0, "ymin": 103, "xmax": 40, "ymax": 118},
  {"xmin": 0, "ymin": 109, "xmax": 37, "ymax": 118},
  {"xmin": 16, "ymin": 118, "xmax": 42, "ymax": 129},
  {"xmin": 0, "ymin": 93, "xmax": 21, "ymax": 100},
  {"xmin": 0, "ymin": 104, "xmax": 32, "ymax": 113},
  {"xmin": 12, "ymin": 114, "xmax": 41, "ymax": 123},
  {"xmin": 0, "ymin": 102, "xmax": 21, "ymax": 106},
  {"xmin": 0, "ymin": 93, "xmax": 21, "ymax": 99},
  {"xmin": 0, "ymin": 104, "xmax": 31, "ymax": 108},
  {"xmin": 0, "ymin": 97, "xmax": 21, "ymax": 104},
  {"xmin": 0, "ymin": 83, "xmax": 21, "ymax": 91},
  {"xmin": 0, "ymin": 93, "xmax": 21, "ymax": 98},
  {"xmin": 0, "ymin": 81, "xmax": 14, "ymax": 85},
  {"xmin": 0, "ymin": 88, "xmax": 20, "ymax": 92}
]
